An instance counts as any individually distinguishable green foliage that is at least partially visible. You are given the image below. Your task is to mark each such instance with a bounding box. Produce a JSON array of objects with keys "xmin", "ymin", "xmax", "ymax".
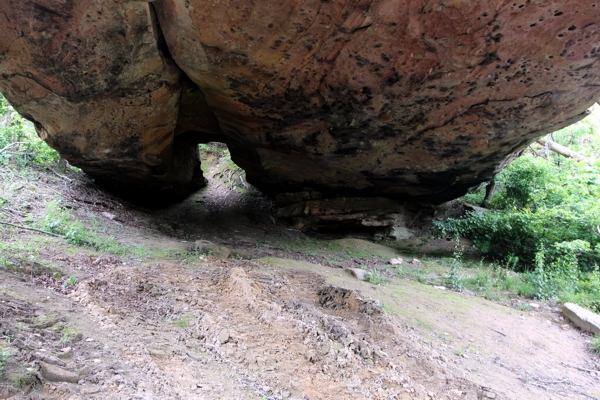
[
  {"xmin": 0, "ymin": 239, "xmax": 61, "ymax": 277},
  {"xmin": 0, "ymin": 347, "xmax": 8, "ymax": 369},
  {"xmin": 365, "ymin": 268, "xmax": 386, "ymax": 285},
  {"xmin": 174, "ymin": 316, "xmax": 190, "ymax": 328},
  {"xmin": 446, "ymin": 238, "xmax": 464, "ymax": 290},
  {"xmin": 434, "ymin": 109, "xmax": 600, "ymax": 311},
  {"xmin": 198, "ymin": 142, "xmax": 247, "ymax": 191},
  {"xmin": 434, "ymin": 149, "xmax": 600, "ymax": 271},
  {"xmin": 198, "ymin": 143, "xmax": 228, "ymax": 156},
  {"xmin": 436, "ymin": 210, "xmax": 600, "ymax": 311},
  {"xmin": 0, "ymin": 94, "xmax": 59, "ymax": 167},
  {"xmin": 434, "ymin": 206, "xmax": 600, "ymax": 271},
  {"xmin": 39, "ymin": 201, "xmax": 148, "ymax": 256},
  {"xmin": 517, "ymin": 303, "xmax": 532, "ymax": 311},
  {"xmin": 62, "ymin": 276, "xmax": 77, "ymax": 291},
  {"xmin": 60, "ymin": 326, "xmax": 80, "ymax": 343},
  {"xmin": 591, "ymin": 335, "xmax": 600, "ymax": 355}
]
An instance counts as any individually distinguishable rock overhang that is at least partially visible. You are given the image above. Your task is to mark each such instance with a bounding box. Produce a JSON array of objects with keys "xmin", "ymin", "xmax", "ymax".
[{"xmin": 0, "ymin": 0, "xmax": 599, "ymax": 217}]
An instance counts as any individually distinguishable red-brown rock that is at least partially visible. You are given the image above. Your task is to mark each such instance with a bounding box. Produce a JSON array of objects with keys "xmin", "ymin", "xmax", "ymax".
[
  {"xmin": 1, "ymin": 0, "xmax": 599, "ymax": 207},
  {"xmin": 0, "ymin": 0, "xmax": 204, "ymax": 199}
]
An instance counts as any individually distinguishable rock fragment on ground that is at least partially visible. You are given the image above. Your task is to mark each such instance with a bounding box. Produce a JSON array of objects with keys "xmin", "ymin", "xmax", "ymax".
[
  {"xmin": 218, "ymin": 329, "xmax": 230, "ymax": 344},
  {"xmin": 191, "ymin": 240, "xmax": 231, "ymax": 258},
  {"xmin": 101, "ymin": 212, "xmax": 116, "ymax": 220},
  {"xmin": 39, "ymin": 361, "xmax": 79, "ymax": 384},
  {"xmin": 389, "ymin": 258, "xmax": 403, "ymax": 265},
  {"xmin": 562, "ymin": 303, "xmax": 600, "ymax": 334},
  {"xmin": 33, "ymin": 353, "xmax": 66, "ymax": 367},
  {"xmin": 346, "ymin": 268, "xmax": 367, "ymax": 281}
]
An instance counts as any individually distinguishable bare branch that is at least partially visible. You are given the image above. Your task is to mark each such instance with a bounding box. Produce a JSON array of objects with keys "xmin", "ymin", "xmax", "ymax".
[
  {"xmin": 536, "ymin": 138, "xmax": 591, "ymax": 165},
  {"xmin": 0, "ymin": 220, "xmax": 63, "ymax": 237},
  {"xmin": 0, "ymin": 142, "xmax": 28, "ymax": 154},
  {"xmin": 47, "ymin": 167, "xmax": 72, "ymax": 182}
]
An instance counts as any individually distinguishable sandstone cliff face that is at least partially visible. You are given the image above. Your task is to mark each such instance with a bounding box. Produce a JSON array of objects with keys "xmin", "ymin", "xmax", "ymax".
[
  {"xmin": 0, "ymin": 0, "xmax": 204, "ymax": 198},
  {"xmin": 1, "ymin": 1, "xmax": 600, "ymax": 211}
]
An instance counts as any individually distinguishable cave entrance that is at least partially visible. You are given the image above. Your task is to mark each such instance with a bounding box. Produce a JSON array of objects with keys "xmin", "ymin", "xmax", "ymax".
[
  {"xmin": 148, "ymin": 141, "xmax": 273, "ymax": 236},
  {"xmin": 198, "ymin": 142, "xmax": 249, "ymax": 194}
]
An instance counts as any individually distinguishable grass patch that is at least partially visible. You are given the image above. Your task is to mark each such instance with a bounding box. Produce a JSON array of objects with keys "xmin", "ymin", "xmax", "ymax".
[
  {"xmin": 0, "ymin": 347, "xmax": 9, "ymax": 370},
  {"xmin": 591, "ymin": 335, "xmax": 600, "ymax": 355},
  {"xmin": 174, "ymin": 316, "xmax": 191, "ymax": 329},
  {"xmin": 0, "ymin": 240, "xmax": 62, "ymax": 277},
  {"xmin": 34, "ymin": 312, "xmax": 57, "ymax": 324},
  {"xmin": 38, "ymin": 201, "xmax": 150, "ymax": 257},
  {"xmin": 365, "ymin": 269, "xmax": 386, "ymax": 285},
  {"xmin": 432, "ymin": 112, "xmax": 600, "ymax": 312},
  {"xmin": 60, "ymin": 326, "xmax": 81, "ymax": 343}
]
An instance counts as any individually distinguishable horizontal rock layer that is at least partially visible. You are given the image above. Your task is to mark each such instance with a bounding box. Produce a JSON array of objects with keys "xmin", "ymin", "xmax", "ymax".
[{"xmin": 1, "ymin": 0, "xmax": 600, "ymax": 205}]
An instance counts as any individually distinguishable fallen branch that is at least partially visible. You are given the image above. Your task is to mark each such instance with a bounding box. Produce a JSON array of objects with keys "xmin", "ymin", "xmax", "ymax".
[
  {"xmin": 0, "ymin": 221, "xmax": 63, "ymax": 238},
  {"xmin": 528, "ymin": 145, "xmax": 546, "ymax": 159},
  {"xmin": 47, "ymin": 167, "xmax": 72, "ymax": 182},
  {"xmin": 0, "ymin": 142, "xmax": 28, "ymax": 154},
  {"xmin": 535, "ymin": 377, "xmax": 571, "ymax": 385},
  {"xmin": 536, "ymin": 138, "xmax": 591, "ymax": 165},
  {"xmin": 560, "ymin": 362, "xmax": 599, "ymax": 374}
]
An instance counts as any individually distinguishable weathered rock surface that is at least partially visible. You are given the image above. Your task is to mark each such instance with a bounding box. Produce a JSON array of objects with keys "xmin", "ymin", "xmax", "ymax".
[
  {"xmin": 346, "ymin": 268, "xmax": 368, "ymax": 281},
  {"xmin": 1, "ymin": 1, "xmax": 600, "ymax": 209},
  {"xmin": 562, "ymin": 302, "xmax": 600, "ymax": 334},
  {"xmin": 190, "ymin": 239, "xmax": 231, "ymax": 258},
  {"xmin": 39, "ymin": 361, "xmax": 79, "ymax": 384},
  {"xmin": 0, "ymin": 0, "xmax": 205, "ymax": 200}
]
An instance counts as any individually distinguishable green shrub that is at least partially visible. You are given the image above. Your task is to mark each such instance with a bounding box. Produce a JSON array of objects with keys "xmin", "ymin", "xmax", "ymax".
[
  {"xmin": 591, "ymin": 335, "xmax": 600, "ymax": 355},
  {"xmin": 0, "ymin": 94, "xmax": 59, "ymax": 167},
  {"xmin": 365, "ymin": 268, "xmax": 386, "ymax": 285},
  {"xmin": 434, "ymin": 208, "xmax": 600, "ymax": 271},
  {"xmin": 434, "ymin": 110, "xmax": 600, "ymax": 310},
  {"xmin": 434, "ymin": 143, "xmax": 600, "ymax": 271}
]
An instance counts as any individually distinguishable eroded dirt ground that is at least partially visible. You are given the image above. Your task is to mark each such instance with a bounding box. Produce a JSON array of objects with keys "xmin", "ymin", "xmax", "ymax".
[{"xmin": 0, "ymin": 159, "xmax": 599, "ymax": 399}]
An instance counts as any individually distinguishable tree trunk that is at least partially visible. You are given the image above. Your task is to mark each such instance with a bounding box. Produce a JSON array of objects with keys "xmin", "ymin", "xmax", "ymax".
[
  {"xmin": 57, "ymin": 157, "xmax": 68, "ymax": 173},
  {"xmin": 2, "ymin": 108, "xmax": 12, "ymax": 128},
  {"xmin": 481, "ymin": 179, "xmax": 496, "ymax": 208}
]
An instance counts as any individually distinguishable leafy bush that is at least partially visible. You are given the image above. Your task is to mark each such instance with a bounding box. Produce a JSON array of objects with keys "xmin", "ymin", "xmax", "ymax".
[
  {"xmin": 434, "ymin": 109, "xmax": 600, "ymax": 310},
  {"xmin": 434, "ymin": 205, "xmax": 600, "ymax": 271},
  {"xmin": 0, "ymin": 94, "xmax": 59, "ymax": 166},
  {"xmin": 434, "ymin": 112, "xmax": 600, "ymax": 270}
]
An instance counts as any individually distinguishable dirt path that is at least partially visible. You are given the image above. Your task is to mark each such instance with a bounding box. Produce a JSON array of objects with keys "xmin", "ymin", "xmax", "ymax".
[
  {"xmin": 0, "ymin": 162, "xmax": 599, "ymax": 399},
  {"xmin": 1, "ymin": 249, "xmax": 599, "ymax": 399}
]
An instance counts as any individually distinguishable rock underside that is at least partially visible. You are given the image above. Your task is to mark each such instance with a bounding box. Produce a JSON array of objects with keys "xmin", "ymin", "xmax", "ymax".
[{"xmin": 1, "ymin": 0, "xmax": 599, "ymax": 231}]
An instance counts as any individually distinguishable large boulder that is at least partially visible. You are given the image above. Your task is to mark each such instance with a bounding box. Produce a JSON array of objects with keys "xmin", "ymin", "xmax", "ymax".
[
  {"xmin": 1, "ymin": 1, "xmax": 599, "ymax": 214},
  {"xmin": 0, "ymin": 1, "xmax": 205, "ymax": 199}
]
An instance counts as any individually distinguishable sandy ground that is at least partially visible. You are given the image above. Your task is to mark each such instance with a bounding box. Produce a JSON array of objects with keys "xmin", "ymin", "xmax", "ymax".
[{"xmin": 0, "ymin": 159, "xmax": 599, "ymax": 399}]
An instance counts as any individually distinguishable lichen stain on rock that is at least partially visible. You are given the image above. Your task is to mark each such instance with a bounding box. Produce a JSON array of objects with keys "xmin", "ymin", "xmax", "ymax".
[{"xmin": 1, "ymin": 0, "xmax": 600, "ymax": 205}]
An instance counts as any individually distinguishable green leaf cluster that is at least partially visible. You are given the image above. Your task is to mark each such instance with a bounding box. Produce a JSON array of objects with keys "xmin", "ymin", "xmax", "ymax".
[
  {"xmin": 434, "ymin": 110, "xmax": 600, "ymax": 309},
  {"xmin": 0, "ymin": 94, "xmax": 59, "ymax": 167}
]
